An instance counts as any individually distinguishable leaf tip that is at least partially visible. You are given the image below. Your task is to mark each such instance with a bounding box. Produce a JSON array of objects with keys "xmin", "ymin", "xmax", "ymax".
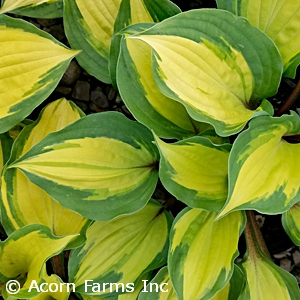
[
  {"xmin": 71, "ymin": 49, "xmax": 82, "ymax": 57},
  {"xmin": 215, "ymin": 207, "xmax": 232, "ymax": 221}
]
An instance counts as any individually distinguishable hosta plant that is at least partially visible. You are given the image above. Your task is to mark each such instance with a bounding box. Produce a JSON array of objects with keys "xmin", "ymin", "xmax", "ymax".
[{"xmin": 0, "ymin": 0, "xmax": 300, "ymax": 299}]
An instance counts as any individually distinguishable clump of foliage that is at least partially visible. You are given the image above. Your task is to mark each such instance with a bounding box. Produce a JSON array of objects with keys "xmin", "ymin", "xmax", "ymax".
[{"xmin": 0, "ymin": 0, "xmax": 300, "ymax": 299}]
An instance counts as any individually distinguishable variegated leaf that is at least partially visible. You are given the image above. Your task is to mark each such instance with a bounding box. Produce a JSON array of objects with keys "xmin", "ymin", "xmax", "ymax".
[
  {"xmin": 169, "ymin": 208, "xmax": 245, "ymax": 300},
  {"xmin": 138, "ymin": 266, "xmax": 177, "ymax": 300},
  {"xmin": 63, "ymin": 0, "xmax": 180, "ymax": 84},
  {"xmin": 81, "ymin": 296, "xmax": 112, "ymax": 300},
  {"xmin": 28, "ymin": 268, "xmax": 71, "ymax": 300},
  {"xmin": 154, "ymin": 135, "xmax": 230, "ymax": 211},
  {"xmin": 126, "ymin": 9, "xmax": 281, "ymax": 136},
  {"xmin": 218, "ymin": 112, "xmax": 300, "ymax": 218},
  {"xmin": 282, "ymin": 203, "xmax": 300, "ymax": 246},
  {"xmin": 114, "ymin": 0, "xmax": 180, "ymax": 33},
  {"xmin": 217, "ymin": 0, "xmax": 300, "ymax": 78},
  {"xmin": 68, "ymin": 201, "xmax": 171, "ymax": 297},
  {"xmin": 80, "ymin": 273, "xmax": 153, "ymax": 300},
  {"xmin": 0, "ymin": 0, "xmax": 63, "ymax": 18},
  {"xmin": 8, "ymin": 119, "xmax": 33, "ymax": 140},
  {"xmin": 0, "ymin": 14, "xmax": 78, "ymax": 133},
  {"xmin": 0, "ymin": 132, "xmax": 13, "ymax": 173},
  {"xmin": 63, "ymin": 0, "xmax": 122, "ymax": 83},
  {"xmin": 1, "ymin": 100, "xmax": 89, "ymax": 249},
  {"xmin": 237, "ymin": 285, "xmax": 250, "ymax": 300},
  {"xmin": 6, "ymin": 112, "xmax": 159, "ymax": 221},
  {"xmin": 110, "ymin": 22, "xmax": 154, "ymax": 89},
  {"xmin": 198, "ymin": 129, "xmax": 230, "ymax": 145},
  {"xmin": 17, "ymin": 99, "xmax": 84, "ymax": 156},
  {"xmin": 114, "ymin": 0, "xmax": 178, "ymax": 81},
  {"xmin": 117, "ymin": 30, "xmax": 212, "ymax": 139},
  {"xmin": 211, "ymin": 265, "xmax": 246, "ymax": 300},
  {"xmin": 240, "ymin": 247, "xmax": 300, "ymax": 299},
  {"xmin": 0, "ymin": 224, "xmax": 76, "ymax": 299},
  {"xmin": 119, "ymin": 273, "xmax": 154, "ymax": 300}
]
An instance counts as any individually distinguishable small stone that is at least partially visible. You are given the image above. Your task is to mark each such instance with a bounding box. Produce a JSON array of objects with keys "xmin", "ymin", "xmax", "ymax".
[
  {"xmin": 280, "ymin": 258, "xmax": 292, "ymax": 272},
  {"xmin": 115, "ymin": 94, "xmax": 122, "ymax": 104},
  {"xmin": 122, "ymin": 105, "xmax": 132, "ymax": 117},
  {"xmin": 72, "ymin": 81, "xmax": 90, "ymax": 101},
  {"xmin": 55, "ymin": 86, "xmax": 72, "ymax": 96},
  {"xmin": 42, "ymin": 27, "xmax": 51, "ymax": 34},
  {"xmin": 73, "ymin": 101, "xmax": 88, "ymax": 112},
  {"xmin": 114, "ymin": 107, "xmax": 123, "ymax": 113},
  {"xmin": 61, "ymin": 61, "xmax": 81, "ymax": 85},
  {"xmin": 36, "ymin": 18, "xmax": 57, "ymax": 27},
  {"xmin": 274, "ymin": 250, "xmax": 289, "ymax": 259},
  {"xmin": 11, "ymin": 14, "xmax": 23, "ymax": 18},
  {"xmin": 50, "ymin": 24, "xmax": 65, "ymax": 41},
  {"xmin": 293, "ymin": 251, "xmax": 300, "ymax": 265},
  {"xmin": 291, "ymin": 265, "xmax": 300, "ymax": 284},
  {"xmin": 255, "ymin": 215, "xmax": 265, "ymax": 228},
  {"xmin": 235, "ymin": 257, "xmax": 242, "ymax": 264},
  {"xmin": 89, "ymin": 102, "xmax": 100, "ymax": 112},
  {"xmin": 91, "ymin": 87, "xmax": 109, "ymax": 108},
  {"xmin": 89, "ymin": 102, "xmax": 105, "ymax": 113},
  {"xmin": 29, "ymin": 20, "xmax": 41, "ymax": 29},
  {"xmin": 153, "ymin": 188, "xmax": 165, "ymax": 201},
  {"xmin": 107, "ymin": 87, "xmax": 117, "ymax": 101},
  {"xmin": 282, "ymin": 78, "xmax": 296, "ymax": 88}
]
